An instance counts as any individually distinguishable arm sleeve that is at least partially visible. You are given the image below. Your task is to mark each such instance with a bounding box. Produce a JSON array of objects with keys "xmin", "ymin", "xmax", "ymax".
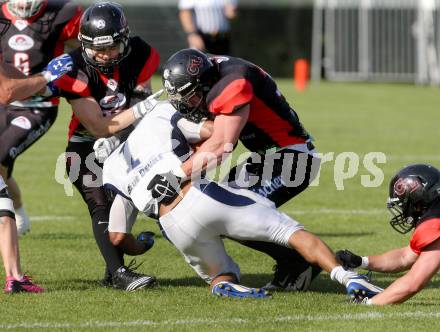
[
  {"xmin": 209, "ymin": 78, "xmax": 253, "ymax": 115},
  {"xmin": 176, "ymin": 118, "xmax": 205, "ymax": 144},
  {"xmin": 410, "ymin": 219, "xmax": 440, "ymax": 255}
]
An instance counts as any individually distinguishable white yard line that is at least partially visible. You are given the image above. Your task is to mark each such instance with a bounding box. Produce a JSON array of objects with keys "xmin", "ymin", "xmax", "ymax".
[
  {"xmin": 284, "ymin": 208, "xmax": 385, "ymax": 216},
  {"xmin": 32, "ymin": 216, "xmax": 75, "ymax": 221},
  {"xmin": 1, "ymin": 312, "xmax": 440, "ymax": 330},
  {"xmin": 30, "ymin": 209, "xmax": 384, "ymax": 224}
]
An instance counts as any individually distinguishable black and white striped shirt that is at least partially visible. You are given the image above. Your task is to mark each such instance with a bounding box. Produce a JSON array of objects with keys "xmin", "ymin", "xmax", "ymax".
[{"xmin": 178, "ymin": 0, "xmax": 237, "ymax": 34}]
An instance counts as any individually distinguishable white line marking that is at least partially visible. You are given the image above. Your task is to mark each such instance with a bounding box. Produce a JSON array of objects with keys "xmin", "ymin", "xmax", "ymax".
[
  {"xmin": 387, "ymin": 155, "xmax": 440, "ymax": 161},
  {"xmin": 285, "ymin": 208, "xmax": 385, "ymax": 216},
  {"xmin": 1, "ymin": 312, "xmax": 439, "ymax": 330},
  {"xmin": 29, "ymin": 209, "xmax": 385, "ymax": 224},
  {"xmin": 32, "ymin": 216, "xmax": 75, "ymax": 221}
]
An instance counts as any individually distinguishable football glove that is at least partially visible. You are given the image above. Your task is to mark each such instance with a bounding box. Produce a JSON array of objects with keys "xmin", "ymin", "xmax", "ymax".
[
  {"xmin": 132, "ymin": 89, "xmax": 163, "ymax": 120},
  {"xmin": 93, "ymin": 136, "xmax": 121, "ymax": 163},
  {"xmin": 147, "ymin": 172, "xmax": 182, "ymax": 204},
  {"xmin": 136, "ymin": 231, "xmax": 155, "ymax": 253},
  {"xmin": 42, "ymin": 54, "xmax": 73, "ymax": 83},
  {"xmin": 336, "ymin": 249, "xmax": 363, "ymax": 270}
]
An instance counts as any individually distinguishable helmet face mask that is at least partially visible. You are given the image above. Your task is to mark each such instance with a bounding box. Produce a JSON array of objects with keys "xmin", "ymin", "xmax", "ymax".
[
  {"xmin": 7, "ymin": 0, "xmax": 47, "ymax": 18},
  {"xmin": 387, "ymin": 164, "xmax": 440, "ymax": 234},
  {"xmin": 387, "ymin": 197, "xmax": 417, "ymax": 234},
  {"xmin": 78, "ymin": 2, "xmax": 130, "ymax": 74}
]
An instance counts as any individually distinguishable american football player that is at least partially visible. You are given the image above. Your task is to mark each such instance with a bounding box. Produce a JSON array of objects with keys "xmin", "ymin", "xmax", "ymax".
[
  {"xmin": 55, "ymin": 2, "xmax": 159, "ymax": 291},
  {"xmin": 0, "ymin": 0, "xmax": 83, "ymax": 235},
  {"xmin": 337, "ymin": 164, "xmax": 440, "ymax": 304},
  {"xmin": 155, "ymin": 48, "xmax": 322, "ymax": 291},
  {"xmin": 102, "ymin": 100, "xmax": 383, "ymax": 299},
  {"xmin": 0, "ymin": 174, "xmax": 43, "ymax": 293}
]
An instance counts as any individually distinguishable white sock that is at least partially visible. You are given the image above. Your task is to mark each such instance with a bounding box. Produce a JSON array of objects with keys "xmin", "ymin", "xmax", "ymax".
[{"xmin": 330, "ymin": 266, "xmax": 358, "ymax": 286}]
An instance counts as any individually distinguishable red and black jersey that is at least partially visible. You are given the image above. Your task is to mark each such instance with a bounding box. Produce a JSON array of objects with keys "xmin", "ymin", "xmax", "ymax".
[
  {"xmin": 56, "ymin": 36, "xmax": 160, "ymax": 141},
  {"xmin": 410, "ymin": 200, "xmax": 440, "ymax": 254},
  {"xmin": 0, "ymin": 0, "xmax": 82, "ymax": 106},
  {"xmin": 206, "ymin": 56, "xmax": 310, "ymax": 154}
]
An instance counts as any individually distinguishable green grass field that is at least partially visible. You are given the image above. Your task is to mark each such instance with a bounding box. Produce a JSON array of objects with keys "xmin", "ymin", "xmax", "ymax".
[{"xmin": 1, "ymin": 79, "xmax": 439, "ymax": 331}]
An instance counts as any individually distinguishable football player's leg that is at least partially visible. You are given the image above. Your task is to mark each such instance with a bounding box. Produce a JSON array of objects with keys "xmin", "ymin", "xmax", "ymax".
[
  {"xmin": 0, "ymin": 186, "xmax": 21, "ymax": 280},
  {"xmin": 287, "ymin": 230, "xmax": 383, "ymax": 298},
  {"xmin": 0, "ymin": 107, "xmax": 57, "ymax": 235},
  {"xmin": 0, "ymin": 184, "xmax": 44, "ymax": 293},
  {"xmin": 66, "ymin": 143, "xmax": 125, "ymax": 279},
  {"xmin": 226, "ymin": 151, "xmax": 322, "ymax": 290},
  {"xmin": 108, "ymin": 194, "xmax": 153, "ymax": 256}
]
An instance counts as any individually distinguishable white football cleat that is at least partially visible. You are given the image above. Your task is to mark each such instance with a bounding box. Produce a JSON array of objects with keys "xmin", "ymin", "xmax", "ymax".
[{"xmin": 15, "ymin": 207, "xmax": 30, "ymax": 235}]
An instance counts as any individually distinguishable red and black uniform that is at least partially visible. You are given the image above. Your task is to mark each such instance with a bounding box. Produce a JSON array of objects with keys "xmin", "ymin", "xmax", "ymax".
[
  {"xmin": 0, "ymin": 0, "xmax": 82, "ymax": 176},
  {"xmin": 207, "ymin": 55, "xmax": 315, "ymax": 207},
  {"xmin": 206, "ymin": 56, "xmax": 321, "ymax": 281},
  {"xmin": 56, "ymin": 37, "xmax": 159, "ymax": 274},
  {"xmin": 410, "ymin": 201, "xmax": 440, "ymax": 255}
]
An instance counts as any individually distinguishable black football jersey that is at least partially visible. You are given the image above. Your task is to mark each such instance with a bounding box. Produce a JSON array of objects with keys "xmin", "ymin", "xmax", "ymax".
[
  {"xmin": 56, "ymin": 36, "xmax": 160, "ymax": 141},
  {"xmin": 0, "ymin": 0, "xmax": 81, "ymax": 107},
  {"xmin": 206, "ymin": 55, "xmax": 310, "ymax": 154},
  {"xmin": 0, "ymin": 0, "xmax": 81, "ymax": 75},
  {"xmin": 417, "ymin": 200, "xmax": 440, "ymax": 227}
]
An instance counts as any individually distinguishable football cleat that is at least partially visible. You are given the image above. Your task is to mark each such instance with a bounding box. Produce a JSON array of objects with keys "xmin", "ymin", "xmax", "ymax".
[
  {"xmin": 346, "ymin": 274, "xmax": 383, "ymax": 301},
  {"xmin": 264, "ymin": 263, "xmax": 322, "ymax": 291},
  {"xmin": 111, "ymin": 262, "xmax": 156, "ymax": 291},
  {"xmin": 212, "ymin": 281, "xmax": 271, "ymax": 299},
  {"xmin": 4, "ymin": 276, "xmax": 44, "ymax": 294}
]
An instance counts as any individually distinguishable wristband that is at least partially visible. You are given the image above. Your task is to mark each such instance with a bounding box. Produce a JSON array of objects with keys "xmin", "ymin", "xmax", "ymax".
[{"xmin": 360, "ymin": 256, "xmax": 369, "ymax": 269}]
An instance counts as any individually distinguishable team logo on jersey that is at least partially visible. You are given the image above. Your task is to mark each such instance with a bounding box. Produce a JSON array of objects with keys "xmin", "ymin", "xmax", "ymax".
[
  {"xmin": 187, "ymin": 56, "xmax": 203, "ymax": 75},
  {"xmin": 8, "ymin": 34, "xmax": 34, "ymax": 51},
  {"xmin": 107, "ymin": 79, "xmax": 118, "ymax": 91},
  {"xmin": 11, "ymin": 116, "xmax": 32, "ymax": 130},
  {"xmin": 14, "ymin": 20, "xmax": 28, "ymax": 31},
  {"xmin": 99, "ymin": 93, "xmax": 127, "ymax": 113}
]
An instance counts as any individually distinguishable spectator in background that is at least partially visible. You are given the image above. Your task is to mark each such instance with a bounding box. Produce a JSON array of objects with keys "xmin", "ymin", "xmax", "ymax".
[{"xmin": 178, "ymin": 0, "xmax": 237, "ymax": 54}]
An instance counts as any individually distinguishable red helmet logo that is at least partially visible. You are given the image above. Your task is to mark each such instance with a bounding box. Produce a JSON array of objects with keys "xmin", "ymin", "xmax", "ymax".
[
  {"xmin": 187, "ymin": 56, "xmax": 203, "ymax": 75},
  {"xmin": 394, "ymin": 177, "xmax": 421, "ymax": 197}
]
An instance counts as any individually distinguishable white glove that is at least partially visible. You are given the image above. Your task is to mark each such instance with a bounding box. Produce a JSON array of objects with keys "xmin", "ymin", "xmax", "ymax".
[
  {"xmin": 93, "ymin": 136, "xmax": 121, "ymax": 163},
  {"xmin": 132, "ymin": 89, "xmax": 164, "ymax": 120}
]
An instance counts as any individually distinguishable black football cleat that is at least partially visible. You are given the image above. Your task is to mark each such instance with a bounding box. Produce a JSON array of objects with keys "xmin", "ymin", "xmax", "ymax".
[
  {"xmin": 264, "ymin": 263, "xmax": 322, "ymax": 291},
  {"xmin": 111, "ymin": 263, "xmax": 156, "ymax": 291}
]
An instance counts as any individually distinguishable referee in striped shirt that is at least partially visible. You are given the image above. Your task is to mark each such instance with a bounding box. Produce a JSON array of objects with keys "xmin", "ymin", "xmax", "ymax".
[{"xmin": 178, "ymin": 0, "xmax": 237, "ymax": 55}]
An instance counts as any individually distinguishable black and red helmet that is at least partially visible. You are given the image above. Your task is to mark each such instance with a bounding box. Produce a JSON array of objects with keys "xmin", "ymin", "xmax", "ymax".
[
  {"xmin": 78, "ymin": 2, "xmax": 130, "ymax": 74},
  {"xmin": 387, "ymin": 164, "xmax": 440, "ymax": 233},
  {"xmin": 162, "ymin": 48, "xmax": 218, "ymax": 122}
]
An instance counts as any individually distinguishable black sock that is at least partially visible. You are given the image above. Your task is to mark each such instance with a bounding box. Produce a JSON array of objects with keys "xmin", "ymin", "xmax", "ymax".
[{"xmin": 91, "ymin": 209, "xmax": 124, "ymax": 274}]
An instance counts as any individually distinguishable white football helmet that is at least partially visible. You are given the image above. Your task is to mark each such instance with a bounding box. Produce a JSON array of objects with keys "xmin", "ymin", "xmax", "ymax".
[{"xmin": 7, "ymin": 0, "xmax": 47, "ymax": 18}]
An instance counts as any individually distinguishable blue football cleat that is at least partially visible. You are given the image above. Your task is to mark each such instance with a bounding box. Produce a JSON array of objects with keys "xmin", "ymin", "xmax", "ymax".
[
  {"xmin": 346, "ymin": 274, "xmax": 383, "ymax": 302},
  {"xmin": 212, "ymin": 281, "xmax": 271, "ymax": 299}
]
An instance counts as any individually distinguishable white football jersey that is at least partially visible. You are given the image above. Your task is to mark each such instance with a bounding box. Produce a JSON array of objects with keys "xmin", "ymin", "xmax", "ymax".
[{"xmin": 103, "ymin": 101, "xmax": 193, "ymax": 215}]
